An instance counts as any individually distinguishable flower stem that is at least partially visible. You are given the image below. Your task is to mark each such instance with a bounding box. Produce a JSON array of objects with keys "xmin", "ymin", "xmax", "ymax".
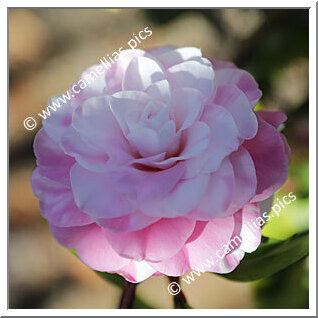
[
  {"xmin": 168, "ymin": 276, "xmax": 190, "ymax": 309},
  {"xmin": 118, "ymin": 281, "xmax": 137, "ymax": 309}
]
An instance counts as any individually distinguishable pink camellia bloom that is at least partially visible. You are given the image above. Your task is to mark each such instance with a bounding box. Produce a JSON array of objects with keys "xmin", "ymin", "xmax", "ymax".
[{"xmin": 31, "ymin": 47, "xmax": 290, "ymax": 283}]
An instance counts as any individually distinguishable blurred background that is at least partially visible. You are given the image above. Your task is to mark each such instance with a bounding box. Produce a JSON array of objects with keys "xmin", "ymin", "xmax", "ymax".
[{"xmin": 9, "ymin": 8, "xmax": 309, "ymax": 309}]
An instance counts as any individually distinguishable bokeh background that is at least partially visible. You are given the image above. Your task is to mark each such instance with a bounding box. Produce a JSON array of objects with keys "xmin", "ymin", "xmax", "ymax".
[{"xmin": 9, "ymin": 8, "xmax": 309, "ymax": 309}]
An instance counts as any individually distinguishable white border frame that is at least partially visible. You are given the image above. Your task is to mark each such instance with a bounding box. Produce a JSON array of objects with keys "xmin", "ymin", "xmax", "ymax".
[{"xmin": 3, "ymin": 1, "xmax": 316, "ymax": 316}]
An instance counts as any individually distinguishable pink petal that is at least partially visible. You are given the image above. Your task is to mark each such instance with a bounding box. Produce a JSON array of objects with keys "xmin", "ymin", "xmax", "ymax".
[
  {"xmin": 171, "ymin": 88, "xmax": 205, "ymax": 131},
  {"xmin": 60, "ymin": 126, "xmax": 109, "ymax": 172},
  {"xmin": 109, "ymin": 90, "xmax": 152, "ymax": 136},
  {"xmin": 33, "ymin": 129, "xmax": 75, "ymax": 186},
  {"xmin": 146, "ymin": 46, "xmax": 176, "ymax": 58},
  {"xmin": 115, "ymin": 260, "xmax": 156, "ymax": 283},
  {"xmin": 232, "ymin": 203, "xmax": 262, "ymax": 253},
  {"xmin": 244, "ymin": 114, "xmax": 289, "ymax": 202},
  {"xmin": 213, "ymin": 84, "xmax": 258, "ymax": 139},
  {"xmin": 190, "ymin": 158, "xmax": 235, "ymax": 219},
  {"xmin": 185, "ymin": 105, "xmax": 240, "ymax": 178},
  {"xmin": 31, "ymin": 168, "xmax": 93, "ymax": 227},
  {"xmin": 166, "ymin": 59, "xmax": 215, "ymax": 101},
  {"xmin": 145, "ymin": 79, "xmax": 172, "ymax": 104},
  {"xmin": 123, "ymin": 56, "xmax": 165, "ymax": 91},
  {"xmin": 150, "ymin": 218, "xmax": 235, "ymax": 276},
  {"xmin": 50, "ymin": 223, "xmax": 130, "ymax": 271},
  {"xmin": 215, "ymin": 68, "xmax": 262, "ymax": 107},
  {"xmin": 96, "ymin": 210, "xmax": 160, "ymax": 233},
  {"xmin": 104, "ymin": 217, "xmax": 196, "ymax": 262},
  {"xmin": 72, "ymin": 96, "xmax": 134, "ymax": 166},
  {"xmin": 140, "ymin": 173, "xmax": 210, "ymax": 217},
  {"xmin": 224, "ymin": 146, "xmax": 257, "ymax": 216},
  {"xmin": 208, "ymin": 57, "xmax": 237, "ymax": 70},
  {"xmin": 257, "ymin": 110, "xmax": 287, "ymax": 129},
  {"xmin": 104, "ymin": 49, "xmax": 146, "ymax": 94},
  {"xmin": 79, "ymin": 64, "xmax": 107, "ymax": 99},
  {"xmin": 70, "ymin": 163, "xmax": 135, "ymax": 219},
  {"xmin": 42, "ymin": 95, "xmax": 78, "ymax": 143},
  {"xmin": 107, "ymin": 161, "xmax": 185, "ymax": 202},
  {"xmin": 127, "ymin": 120, "xmax": 177, "ymax": 157},
  {"xmin": 152, "ymin": 47, "xmax": 202, "ymax": 68}
]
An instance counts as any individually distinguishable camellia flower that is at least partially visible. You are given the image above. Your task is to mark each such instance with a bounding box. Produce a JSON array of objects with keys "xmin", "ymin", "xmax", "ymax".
[{"xmin": 31, "ymin": 47, "xmax": 290, "ymax": 283}]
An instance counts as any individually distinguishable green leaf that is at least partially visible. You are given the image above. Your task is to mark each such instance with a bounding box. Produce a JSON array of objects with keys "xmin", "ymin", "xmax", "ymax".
[
  {"xmin": 219, "ymin": 231, "xmax": 309, "ymax": 282},
  {"xmin": 96, "ymin": 271, "xmax": 125, "ymax": 288}
]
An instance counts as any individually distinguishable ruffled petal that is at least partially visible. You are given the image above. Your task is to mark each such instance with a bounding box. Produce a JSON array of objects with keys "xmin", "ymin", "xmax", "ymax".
[
  {"xmin": 189, "ymin": 158, "xmax": 235, "ymax": 220},
  {"xmin": 114, "ymin": 260, "xmax": 156, "ymax": 283},
  {"xmin": 72, "ymin": 96, "xmax": 134, "ymax": 166},
  {"xmin": 33, "ymin": 129, "xmax": 75, "ymax": 186},
  {"xmin": 257, "ymin": 110, "xmax": 287, "ymax": 129},
  {"xmin": 166, "ymin": 59, "xmax": 215, "ymax": 101},
  {"xmin": 50, "ymin": 223, "xmax": 130, "ymax": 271},
  {"xmin": 104, "ymin": 217, "xmax": 196, "ymax": 262},
  {"xmin": 96, "ymin": 210, "xmax": 160, "ymax": 233},
  {"xmin": 140, "ymin": 173, "xmax": 210, "ymax": 217},
  {"xmin": 213, "ymin": 84, "xmax": 258, "ymax": 139},
  {"xmin": 123, "ymin": 56, "xmax": 165, "ymax": 91},
  {"xmin": 60, "ymin": 125, "xmax": 109, "ymax": 172},
  {"xmin": 42, "ymin": 95, "xmax": 78, "ymax": 143},
  {"xmin": 31, "ymin": 168, "xmax": 93, "ymax": 227},
  {"xmin": 224, "ymin": 146, "xmax": 257, "ymax": 216},
  {"xmin": 70, "ymin": 163, "xmax": 135, "ymax": 219},
  {"xmin": 244, "ymin": 114, "xmax": 289, "ymax": 202},
  {"xmin": 104, "ymin": 49, "xmax": 146, "ymax": 94},
  {"xmin": 78, "ymin": 64, "xmax": 107, "ymax": 99},
  {"xmin": 171, "ymin": 88, "xmax": 205, "ymax": 131},
  {"xmin": 151, "ymin": 203, "xmax": 261, "ymax": 276},
  {"xmin": 214, "ymin": 68, "xmax": 262, "ymax": 107},
  {"xmin": 185, "ymin": 105, "xmax": 240, "ymax": 178},
  {"xmin": 150, "ymin": 218, "xmax": 234, "ymax": 276},
  {"xmin": 152, "ymin": 46, "xmax": 202, "ymax": 68}
]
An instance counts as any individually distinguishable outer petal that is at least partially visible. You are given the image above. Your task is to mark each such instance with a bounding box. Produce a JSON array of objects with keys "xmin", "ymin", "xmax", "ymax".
[
  {"xmin": 78, "ymin": 64, "xmax": 107, "ymax": 99},
  {"xmin": 42, "ymin": 95, "xmax": 78, "ymax": 143},
  {"xmin": 50, "ymin": 223, "xmax": 130, "ymax": 271},
  {"xmin": 257, "ymin": 110, "xmax": 287, "ymax": 129},
  {"xmin": 104, "ymin": 217, "xmax": 196, "ymax": 262},
  {"xmin": 244, "ymin": 114, "xmax": 289, "ymax": 202},
  {"xmin": 33, "ymin": 129, "xmax": 75, "ymax": 186},
  {"xmin": 31, "ymin": 168, "xmax": 93, "ymax": 227},
  {"xmin": 208, "ymin": 57, "xmax": 237, "ymax": 70},
  {"xmin": 150, "ymin": 218, "xmax": 235, "ymax": 276},
  {"xmin": 224, "ymin": 146, "xmax": 257, "ymax": 216},
  {"xmin": 214, "ymin": 68, "xmax": 262, "ymax": 107},
  {"xmin": 114, "ymin": 260, "xmax": 156, "ymax": 283},
  {"xmin": 151, "ymin": 203, "xmax": 261, "ymax": 276},
  {"xmin": 213, "ymin": 84, "xmax": 258, "ymax": 139}
]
